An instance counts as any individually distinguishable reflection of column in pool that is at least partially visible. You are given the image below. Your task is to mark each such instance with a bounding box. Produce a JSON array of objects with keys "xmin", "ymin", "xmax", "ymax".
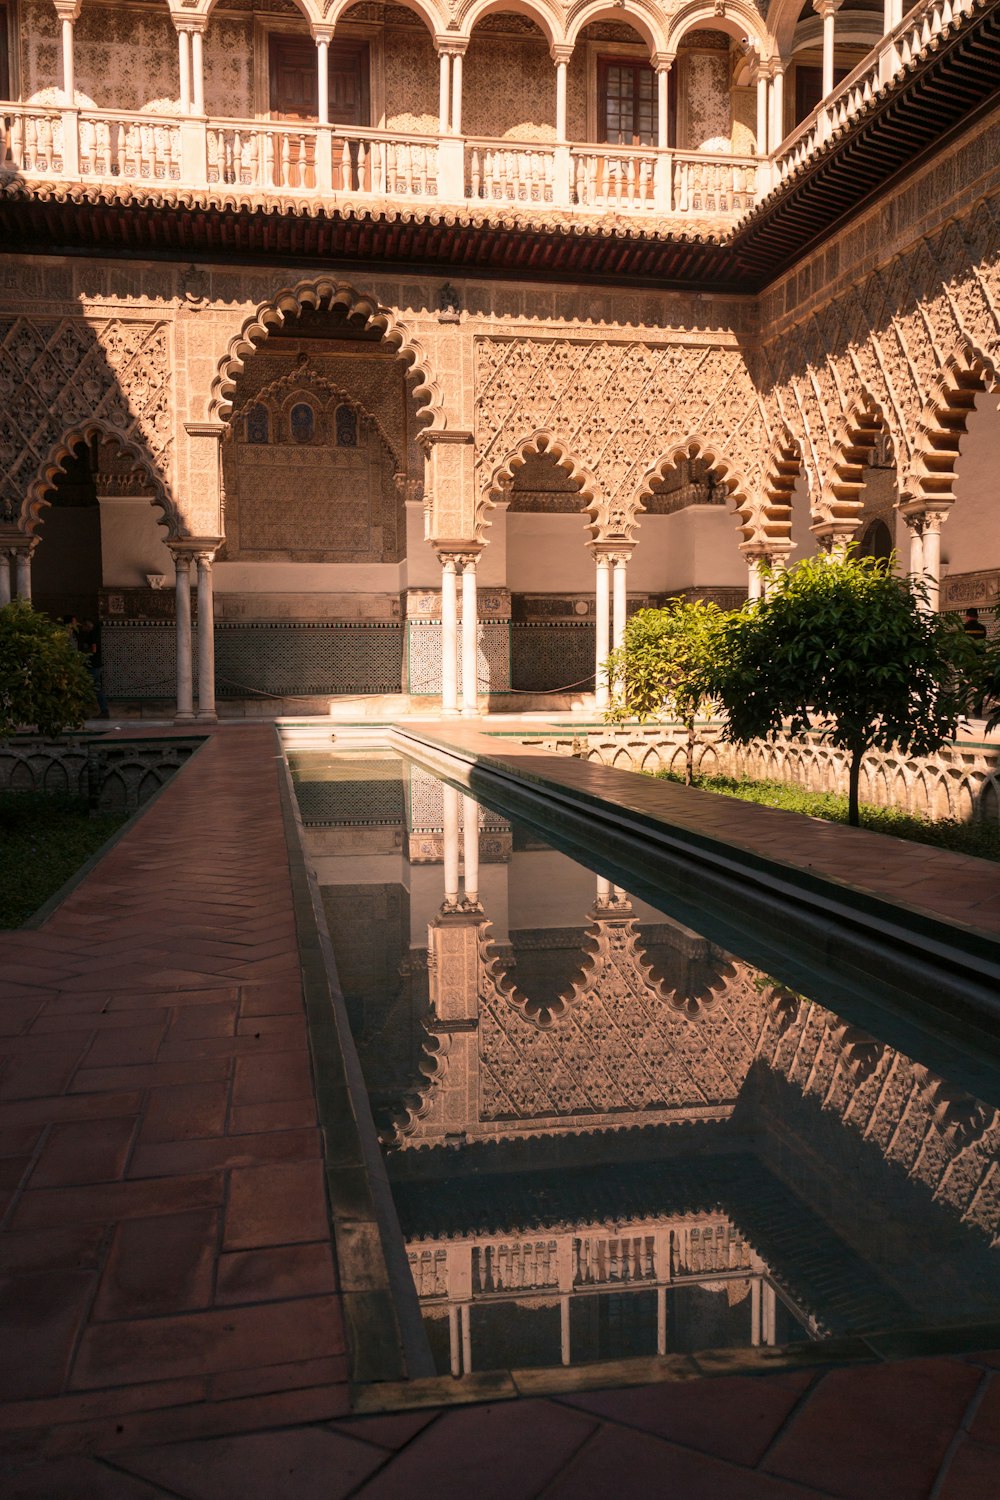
[
  {"xmin": 560, "ymin": 1294, "xmax": 571, "ymax": 1366},
  {"xmin": 460, "ymin": 1302, "xmax": 472, "ymax": 1373},
  {"xmin": 443, "ymin": 782, "xmax": 460, "ymax": 908},
  {"xmin": 462, "ymin": 794, "xmax": 480, "ymax": 907},
  {"xmin": 762, "ymin": 1281, "xmax": 777, "ymax": 1345},
  {"xmin": 751, "ymin": 1277, "xmax": 762, "ymax": 1345},
  {"xmin": 449, "ymin": 1305, "xmax": 460, "ymax": 1377},
  {"xmin": 596, "ymin": 875, "xmax": 612, "ymax": 906}
]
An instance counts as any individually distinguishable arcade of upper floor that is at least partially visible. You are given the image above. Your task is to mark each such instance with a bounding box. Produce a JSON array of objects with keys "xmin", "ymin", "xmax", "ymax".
[{"xmin": 0, "ymin": 0, "xmax": 983, "ymax": 238}]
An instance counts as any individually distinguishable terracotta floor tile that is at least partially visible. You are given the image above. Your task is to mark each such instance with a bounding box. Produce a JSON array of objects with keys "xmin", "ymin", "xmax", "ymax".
[
  {"xmin": 11, "ymin": 1172, "xmax": 223, "ymax": 1231},
  {"xmin": 0, "ymin": 1268, "xmax": 96, "ymax": 1399},
  {"xmin": 209, "ymin": 1354, "xmax": 347, "ymax": 1401},
  {"xmin": 70, "ymin": 1295, "xmax": 344, "ymax": 1387},
  {"xmin": 114, "ymin": 1425, "xmax": 383, "ymax": 1500},
  {"xmin": 231, "ymin": 1052, "xmax": 314, "ymax": 1108},
  {"xmin": 329, "ymin": 1411, "xmax": 441, "ymax": 1449},
  {"xmin": 223, "ymin": 1159, "xmax": 329, "ymax": 1251},
  {"xmin": 558, "ymin": 1369, "xmax": 817, "ymax": 1467},
  {"xmin": 0, "ymin": 1225, "xmax": 106, "ymax": 1275},
  {"xmin": 539, "ymin": 1424, "xmax": 834, "ymax": 1500},
  {"xmin": 70, "ymin": 1058, "xmax": 233, "ymax": 1094},
  {"xmin": 0, "ymin": 1092, "xmax": 142, "ymax": 1128},
  {"xmin": 93, "ymin": 1209, "xmax": 218, "ymax": 1320},
  {"xmin": 129, "ymin": 1127, "xmax": 320, "ymax": 1179},
  {"xmin": 763, "ymin": 1358, "xmax": 983, "ymax": 1499},
  {"xmin": 30, "ymin": 1116, "xmax": 137, "ymax": 1188},
  {"xmin": 168, "ymin": 1003, "xmax": 238, "ymax": 1041},
  {"xmin": 0, "ymin": 1456, "xmax": 176, "ymax": 1499},
  {"xmin": 85, "ymin": 1025, "xmax": 167, "ymax": 1069},
  {"xmin": 214, "ymin": 1241, "xmax": 336, "ymax": 1305},
  {"xmin": 0, "ymin": 1049, "xmax": 85, "ymax": 1101},
  {"xmin": 227, "ymin": 1098, "xmax": 317, "ymax": 1135},
  {"xmin": 139, "ymin": 1081, "xmax": 231, "ymax": 1144},
  {"xmin": 351, "ymin": 1399, "xmax": 596, "ymax": 1500},
  {"xmin": 238, "ymin": 985, "xmax": 304, "ymax": 1017},
  {"xmin": 936, "ymin": 1437, "xmax": 1000, "ymax": 1499}
]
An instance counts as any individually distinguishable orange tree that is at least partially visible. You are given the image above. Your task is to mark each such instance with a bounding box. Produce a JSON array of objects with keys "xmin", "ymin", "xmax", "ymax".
[
  {"xmin": 0, "ymin": 600, "xmax": 93, "ymax": 740},
  {"xmin": 706, "ymin": 550, "xmax": 963, "ymax": 826}
]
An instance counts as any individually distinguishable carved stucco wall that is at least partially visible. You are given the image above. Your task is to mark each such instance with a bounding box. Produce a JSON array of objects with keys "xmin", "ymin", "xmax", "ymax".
[
  {"xmin": 757, "ymin": 112, "xmax": 1000, "ymax": 527},
  {"xmin": 475, "ymin": 335, "xmax": 769, "ymax": 538},
  {"xmin": 20, "ymin": 0, "xmax": 254, "ymax": 116},
  {"xmin": 382, "ymin": 24, "xmax": 439, "ymax": 136},
  {"xmin": 684, "ymin": 52, "xmax": 732, "ymax": 151}
]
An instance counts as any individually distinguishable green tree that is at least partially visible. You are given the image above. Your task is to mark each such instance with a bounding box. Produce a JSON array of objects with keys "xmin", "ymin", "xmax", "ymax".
[
  {"xmin": 707, "ymin": 549, "xmax": 963, "ymax": 826},
  {"xmin": 605, "ymin": 599, "xmax": 724, "ymax": 784},
  {"xmin": 0, "ymin": 600, "xmax": 94, "ymax": 741}
]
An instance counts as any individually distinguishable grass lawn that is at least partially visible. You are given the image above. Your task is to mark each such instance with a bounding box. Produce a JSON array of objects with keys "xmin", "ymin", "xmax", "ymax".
[
  {"xmin": 0, "ymin": 791, "xmax": 127, "ymax": 928},
  {"xmin": 653, "ymin": 771, "xmax": 1000, "ymax": 863}
]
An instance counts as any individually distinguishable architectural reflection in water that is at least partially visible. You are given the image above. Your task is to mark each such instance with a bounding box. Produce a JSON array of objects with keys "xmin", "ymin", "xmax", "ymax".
[{"xmin": 292, "ymin": 754, "xmax": 1000, "ymax": 1375}]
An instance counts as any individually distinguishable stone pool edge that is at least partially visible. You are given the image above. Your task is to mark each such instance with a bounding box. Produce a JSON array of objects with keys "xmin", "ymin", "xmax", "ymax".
[{"xmin": 272, "ymin": 726, "xmax": 436, "ymax": 1389}]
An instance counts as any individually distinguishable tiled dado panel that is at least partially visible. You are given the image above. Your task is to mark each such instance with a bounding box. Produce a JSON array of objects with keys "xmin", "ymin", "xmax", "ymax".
[{"xmin": 405, "ymin": 623, "xmax": 511, "ymax": 695}]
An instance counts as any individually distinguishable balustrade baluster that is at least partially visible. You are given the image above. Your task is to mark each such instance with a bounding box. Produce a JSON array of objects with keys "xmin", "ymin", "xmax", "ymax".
[
  {"xmin": 338, "ymin": 137, "xmax": 351, "ymax": 192},
  {"xmin": 470, "ymin": 147, "xmax": 481, "ymax": 198}
]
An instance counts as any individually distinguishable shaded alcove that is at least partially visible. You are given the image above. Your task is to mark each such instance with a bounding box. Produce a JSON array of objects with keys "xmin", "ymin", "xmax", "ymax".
[{"xmin": 31, "ymin": 439, "xmax": 103, "ymax": 625}]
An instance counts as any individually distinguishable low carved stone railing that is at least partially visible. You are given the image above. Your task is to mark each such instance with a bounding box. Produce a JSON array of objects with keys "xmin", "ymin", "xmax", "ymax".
[
  {"xmin": 465, "ymin": 139, "xmax": 556, "ymax": 207},
  {"xmin": 571, "ymin": 144, "xmax": 659, "ymax": 212},
  {"xmin": 527, "ymin": 721, "xmax": 1000, "ymax": 825},
  {"xmin": 206, "ymin": 120, "xmax": 439, "ymax": 197},
  {"xmin": 770, "ymin": 0, "xmax": 978, "ymax": 193},
  {"xmin": 0, "ymin": 735, "xmax": 200, "ymax": 815},
  {"xmin": 1, "ymin": 104, "xmax": 182, "ymax": 183}
]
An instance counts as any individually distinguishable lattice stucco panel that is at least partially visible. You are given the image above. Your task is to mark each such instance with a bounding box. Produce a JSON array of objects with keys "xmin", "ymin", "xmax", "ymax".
[
  {"xmin": 511, "ymin": 623, "xmax": 595, "ymax": 694},
  {"xmin": 0, "ymin": 316, "xmax": 173, "ymax": 524}
]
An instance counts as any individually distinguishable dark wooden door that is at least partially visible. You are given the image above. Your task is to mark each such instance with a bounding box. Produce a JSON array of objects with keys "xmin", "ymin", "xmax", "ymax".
[
  {"xmin": 268, "ymin": 35, "xmax": 370, "ymax": 125},
  {"xmin": 0, "ymin": 7, "xmax": 10, "ymax": 101}
]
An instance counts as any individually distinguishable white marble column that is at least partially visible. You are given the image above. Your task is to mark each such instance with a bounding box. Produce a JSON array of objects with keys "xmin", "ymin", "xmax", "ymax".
[
  {"xmin": 905, "ymin": 514, "xmax": 925, "ymax": 588},
  {"xmin": 555, "ymin": 57, "xmax": 568, "ymax": 141},
  {"xmin": 596, "ymin": 874, "xmax": 613, "ymax": 905},
  {"xmin": 438, "ymin": 49, "xmax": 451, "ymax": 134},
  {"xmin": 817, "ymin": 0, "xmax": 842, "ymax": 98},
  {"xmin": 611, "ymin": 552, "xmax": 628, "ymax": 650},
  {"xmin": 0, "ymin": 550, "xmax": 12, "ymax": 606},
  {"xmin": 747, "ymin": 552, "xmax": 766, "ymax": 601},
  {"xmin": 14, "ymin": 547, "xmax": 32, "ymax": 601},
  {"xmin": 58, "ymin": 4, "xmax": 79, "ymax": 106},
  {"xmin": 594, "ymin": 552, "xmax": 611, "ymax": 709},
  {"xmin": 316, "ymin": 35, "xmax": 330, "ymax": 125},
  {"xmin": 443, "ymin": 782, "xmax": 460, "ymax": 908},
  {"xmin": 921, "ymin": 512, "xmax": 944, "ymax": 612},
  {"xmin": 462, "ymin": 795, "xmax": 480, "ymax": 907},
  {"xmin": 451, "ymin": 50, "xmax": 464, "ymax": 134},
  {"xmin": 177, "ymin": 27, "xmax": 191, "ymax": 114},
  {"xmin": 656, "ymin": 63, "xmax": 670, "ymax": 149},
  {"xmin": 195, "ymin": 550, "xmax": 216, "ymax": 721},
  {"xmin": 756, "ymin": 67, "xmax": 769, "ymax": 154},
  {"xmin": 460, "ymin": 553, "xmax": 479, "ymax": 717},
  {"xmin": 440, "ymin": 554, "xmax": 459, "ymax": 715},
  {"xmin": 770, "ymin": 65, "xmax": 785, "ymax": 148},
  {"xmin": 173, "ymin": 551, "xmax": 194, "ymax": 722},
  {"xmin": 191, "ymin": 27, "xmax": 205, "ymax": 116}
]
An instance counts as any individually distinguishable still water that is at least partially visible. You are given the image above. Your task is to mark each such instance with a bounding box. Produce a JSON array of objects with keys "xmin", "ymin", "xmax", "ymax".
[{"xmin": 290, "ymin": 749, "xmax": 1000, "ymax": 1377}]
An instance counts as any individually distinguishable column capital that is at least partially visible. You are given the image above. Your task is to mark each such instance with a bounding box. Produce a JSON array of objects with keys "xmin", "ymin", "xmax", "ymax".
[
  {"xmin": 170, "ymin": 11, "xmax": 208, "ymax": 35},
  {"xmin": 550, "ymin": 42, "xmax": 575, "ymax": 64},
  {"xmin": 310, "ymin": 22, "xmax": 335, "ymax": 43},
  {"xmin": 53, "ymin": 0, "xmax": 82, "ymax": 20},
  {"xmin": 456, "ymin": 548, "xmax": 482, "ymax": 571},
  {"xmin": 813, "ymin": 0, "xmax": 844, "ymax": 15},
  {"xmin": 434, "ymin": 35, "xmax": 468, "ymax": 56},
  {"xmin": 650, "ymin": 51, "xmax": 675, "ymax": 73}
]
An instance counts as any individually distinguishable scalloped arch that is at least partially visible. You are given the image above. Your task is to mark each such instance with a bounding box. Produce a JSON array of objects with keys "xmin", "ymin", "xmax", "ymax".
[
  {"xmin": 22, "ymin": 421, "xmax": 177, "ymax": 536},
  {"xmin": 565, "ymin": 0, "xmax": 666, "ymax": 54},
  {"xmin": 479, "ymin": 430, "xmax": 601, "ymax": 541},
  {"xmin": 457, "ymin": 0, "xmax": 564, "ymax": 46},
  {"xmin": 634, "ymin": 435, "xmax": 756, "ymax": 540},
  {"xmin": 904, "ymin": 345, "xmax": 1000, "ymax": 510},
  {"xmin": 818, "ymin": 388, "xmax": 895, "ymax": 533},
  {"xmin": 175, "ymin": 0, "xmax": 326, "ymax": 23},
  {"xmin": 757, "ymin": 423, "xmax": 805, "ymax": 549},
  {"xmin": 208, "ymin": 278, "xmax": 444, "ymax": 429}
]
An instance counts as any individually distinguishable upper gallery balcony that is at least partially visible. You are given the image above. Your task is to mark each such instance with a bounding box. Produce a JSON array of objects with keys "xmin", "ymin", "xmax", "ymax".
[{"xmin": 0, "ymin": 0, "xmax": 980, "ymax": 230}]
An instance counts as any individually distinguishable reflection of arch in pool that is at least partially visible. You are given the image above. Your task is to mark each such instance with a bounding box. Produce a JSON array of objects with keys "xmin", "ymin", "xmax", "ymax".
[{"xmin": 391, "ymin": 902, "xmax": 768, "ymax": 1146}]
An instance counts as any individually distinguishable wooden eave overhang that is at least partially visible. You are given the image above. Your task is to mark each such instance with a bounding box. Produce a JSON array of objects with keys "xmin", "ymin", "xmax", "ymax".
[{"xmin": 1, "ymin": 0, "xmax": 998, "ymax": 293}]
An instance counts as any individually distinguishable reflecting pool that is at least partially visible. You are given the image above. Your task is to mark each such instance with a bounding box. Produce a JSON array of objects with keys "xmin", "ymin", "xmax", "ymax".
[{"xmin": 289, "ymin": 749, "xmax": 1000, "ymax": 1378}]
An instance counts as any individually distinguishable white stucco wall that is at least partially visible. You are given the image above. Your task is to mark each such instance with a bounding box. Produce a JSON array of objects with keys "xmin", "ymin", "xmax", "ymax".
[
  {"xmin": 99, "ymin": 496, "xmax": 172, "ymax": 584},
  {"xmin": 945, "ymin": 396, "xmax": 1000, "ymax": 575},
  {"xmin": 506, "ymin": 513, "xmax": 594, "ymax": 592}
]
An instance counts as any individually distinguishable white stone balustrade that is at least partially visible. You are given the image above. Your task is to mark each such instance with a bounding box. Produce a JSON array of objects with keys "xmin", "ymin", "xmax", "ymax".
[{"xmin": 770, "ymin": 0, "xmax": 977, "ymax": 194}]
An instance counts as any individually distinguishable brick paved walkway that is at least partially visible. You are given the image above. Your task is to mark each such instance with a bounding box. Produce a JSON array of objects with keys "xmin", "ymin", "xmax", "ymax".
[{"xmin": 2, "ymin": 724, "xmax": 999, "ymax": 1498}]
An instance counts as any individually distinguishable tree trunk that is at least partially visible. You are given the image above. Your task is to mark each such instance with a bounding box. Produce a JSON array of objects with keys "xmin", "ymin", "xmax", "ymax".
[
  {"xmin": 686, "ymin": 719, "xmax": 695, "ymax": 786},
  {"xmin": 848, "ymin": 745, "xmax": 863, "ymax": 827}
]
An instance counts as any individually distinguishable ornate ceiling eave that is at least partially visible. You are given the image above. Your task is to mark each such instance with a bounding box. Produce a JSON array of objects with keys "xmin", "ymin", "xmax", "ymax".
[{"xmin": 1, "ymin": 0, "xmax": 998, "ymax": 292}]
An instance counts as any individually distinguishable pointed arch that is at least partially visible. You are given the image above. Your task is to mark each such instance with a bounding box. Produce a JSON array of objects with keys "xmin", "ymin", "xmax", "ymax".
[
  {"xmin": 905, "ymin": 345, "xmax": 1000, "ymax": 510},
  {"xmin": 208, "ymin": 277, "xmax": 444, "ymax": 429},
  {"xmin": 22, "ymin": 421, "xmax": 177, "ymax": 537},
  {"xmin": 479, "ymin": 430, "xmax": 600, "ymax": 542},
  {"xmin": 633, "ymin": 434, "xmax": 756, "ymax": 542}
]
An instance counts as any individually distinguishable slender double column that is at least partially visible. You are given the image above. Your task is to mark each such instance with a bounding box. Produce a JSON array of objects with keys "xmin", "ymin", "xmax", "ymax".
[
  {"xmin": 459, "ymin": 551, "xmax": 480, "ymax": 717},
  {"xmin": 439, "ymin": 553, "xmax": 460, "ymax": 715},
  {"xmin": 769, "ymin": 65, "xmax": 785, "ymax": 149},
  {"xmin": 0, "ymin": 550, "xmax": 12, "ymax": 607},
  {"xmin": 170, "ymin": 541, "xmax": 218, "ymax": 722},
  {"xmin": 462, "ymin": 794, "xmax": 480, "ymax": 909},
  {"xmin": 903, "ymin": 506, "xmax": 947, "ymax": 611},
  {"xmin": 13, "ymin": 544, "xmax": 34, "ymax": 602},
  {"xmin": 594, "ymin": 552, "xmax": 611, "ymax": 709},
  {"xmin": 442, "ymin": 782, "xmax": 461, "ymax": 909}
]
